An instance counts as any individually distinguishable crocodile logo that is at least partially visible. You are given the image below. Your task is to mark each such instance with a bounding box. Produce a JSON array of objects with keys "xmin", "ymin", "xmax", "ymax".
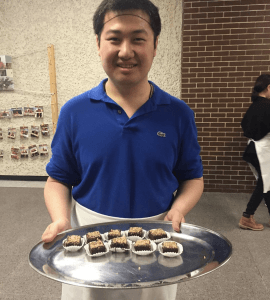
[{"xmin": 157, "ymin": 131, "xmax": 166, "ymax": 138}]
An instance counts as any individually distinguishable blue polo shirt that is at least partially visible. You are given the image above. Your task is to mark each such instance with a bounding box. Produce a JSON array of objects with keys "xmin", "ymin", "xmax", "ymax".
[{"xmin": 46, "ymin": 79, "xmax": 203, "ymax": 218}]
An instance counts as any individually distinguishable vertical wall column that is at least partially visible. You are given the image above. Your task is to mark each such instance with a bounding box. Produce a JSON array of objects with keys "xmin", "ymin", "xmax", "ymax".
[{"xmin": 47, "ymin": 44, "xmax": 58, "ymax": 134}]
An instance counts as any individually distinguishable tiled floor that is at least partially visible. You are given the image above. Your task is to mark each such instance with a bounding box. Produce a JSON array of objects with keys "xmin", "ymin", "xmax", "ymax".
[{"xmin": 1, "ymin": 182, "xmax": 269, "ymax": 300}]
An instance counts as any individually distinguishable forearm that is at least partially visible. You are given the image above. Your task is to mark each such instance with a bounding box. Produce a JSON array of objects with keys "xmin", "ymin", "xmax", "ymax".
[
  {"xmin": 44, "ymin": 176, "xmax": 72, "ymax": 223},
  {"xmin": 172, "ymin": 177, "xmax": 204, "ymax": 216}
]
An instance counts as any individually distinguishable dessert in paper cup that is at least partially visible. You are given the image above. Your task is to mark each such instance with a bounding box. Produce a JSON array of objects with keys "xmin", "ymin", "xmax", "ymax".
[
  {"xmin": 131, "ymin": 239, "xmax": 157, "ymax": 256},
  {"xmin": 124, "ymin": 227, "xmax": 146, "ymax": 242},
  {"xmin": 146, "ymin": 228, "xmax": 171, "ymax": 243},
  {"xmin": 83, "ymin": 230, "xmax": 105, "ymax": 244},
  {"xmin": 85, "ymin": 240, "xmax": 110, "ymax": 257},
  {"xmin": 108, "ymin": 236, "xmax": 132, "ymax": 252},
  {"xmin": 104, "ymin": 229, "xmax": 123, "ymax": 241},
  {"xmin": 158, "ymin": 241, "xmax": 183, "ymax": 257},
  {"xmin": 62, "ymin": 235, "xmax": 84, "ymax": 252}
]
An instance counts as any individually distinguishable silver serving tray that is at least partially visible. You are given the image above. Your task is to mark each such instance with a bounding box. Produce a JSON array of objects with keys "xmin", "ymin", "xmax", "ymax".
[{"xmin": 29, "ymin": 221, "xmax": 232, "ymax": 289}]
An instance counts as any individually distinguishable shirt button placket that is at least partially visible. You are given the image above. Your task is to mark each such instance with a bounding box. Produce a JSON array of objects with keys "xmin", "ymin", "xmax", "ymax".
[{"xmin": 116, "ymin": 108, "xmax": 126, "ymax": 127}]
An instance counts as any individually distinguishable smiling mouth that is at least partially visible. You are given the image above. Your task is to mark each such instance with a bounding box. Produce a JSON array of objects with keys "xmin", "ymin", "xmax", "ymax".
[{"xmin": 117, "ymin": 64, "xmax": 137, "ymax": 69}]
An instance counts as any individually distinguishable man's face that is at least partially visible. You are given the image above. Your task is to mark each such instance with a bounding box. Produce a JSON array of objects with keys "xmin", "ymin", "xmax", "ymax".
[{"xmin": 97, "ymin": 10, "xmax": 158, "ymax": 87}]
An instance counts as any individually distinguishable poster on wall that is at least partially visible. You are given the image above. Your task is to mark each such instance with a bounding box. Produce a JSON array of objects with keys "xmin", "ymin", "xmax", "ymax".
[{"xmin": 0, "ymin": 55, "xmax": 14, "ymax": 91}]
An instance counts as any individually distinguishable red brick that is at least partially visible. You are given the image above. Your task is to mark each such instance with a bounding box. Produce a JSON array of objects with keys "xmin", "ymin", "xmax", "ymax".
[{"xmin": 182, "ymin": 0, "xmax": 270, "ymax": 193}]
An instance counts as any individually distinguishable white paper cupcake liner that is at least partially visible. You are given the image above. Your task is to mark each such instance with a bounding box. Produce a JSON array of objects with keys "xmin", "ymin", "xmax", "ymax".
[
  {"xmin": 131, "ymin": 240, "xmax": 157, "ymax": 256},
  {"xmin": 146, "ymin": 230, "xmax": 171, "ymax": 243},
  {"xmin": 84, "ymin": 242, "xmax": 110, "ymax": 257},
  {"xmin": 158, "ymin": 241, "xmax": 183, "ymax": 257},
  {"xmin": 108, "ymin": 239, "xmax": 132, "ymax": 252},
  {"xmin": 124, "ymin": 229, "xmax": 146, "ymax": 242},
  {"xmin": 62, "ymin": 237, "xmax": 84, "ymax": 252}
]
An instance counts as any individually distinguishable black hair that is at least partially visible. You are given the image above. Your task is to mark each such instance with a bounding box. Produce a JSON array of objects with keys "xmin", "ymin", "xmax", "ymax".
[
  {"xmin": 251, "ymin": 74, "xmax": 270, "ymax": 102},
  {"xmin": 93, "ymin": 0, "xmax": 161, "ymax": 46}
]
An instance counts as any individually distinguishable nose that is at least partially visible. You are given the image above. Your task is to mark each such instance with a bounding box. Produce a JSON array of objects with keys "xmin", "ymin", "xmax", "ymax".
[{"xmin": 118, "ymin": 40, "xmax": 134, "ymax": 60}]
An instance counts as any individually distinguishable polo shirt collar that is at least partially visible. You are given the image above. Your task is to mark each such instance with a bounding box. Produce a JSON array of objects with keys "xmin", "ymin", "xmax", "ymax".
[{"xmin": 88, "ymin": 79, "xmax": 171, "ymax": 108}]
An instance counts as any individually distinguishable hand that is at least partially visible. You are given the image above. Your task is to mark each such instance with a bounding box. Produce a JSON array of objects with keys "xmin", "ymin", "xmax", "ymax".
[
  {"xmin": 164, "ymin": 208, "xmax": 185, "ymax": 232},
  {"xmin": 42, "ymin": 218, "xmax": 71, "ymax": 243}
]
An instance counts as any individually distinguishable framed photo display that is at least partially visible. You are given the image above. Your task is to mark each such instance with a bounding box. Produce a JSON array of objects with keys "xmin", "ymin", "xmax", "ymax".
[{"xmin": 0, "ymin": 55, "xmax": 14, "ymax": 91}]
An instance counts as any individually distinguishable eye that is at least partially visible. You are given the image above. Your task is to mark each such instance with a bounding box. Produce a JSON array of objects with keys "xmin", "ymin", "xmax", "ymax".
[
  {"xmin": 107, "ymin": 37, "xmax": 120, "ymax": 42},
  {"xmin": 134, "ymin": 38, "xmax": 145, "ymax": 42}
]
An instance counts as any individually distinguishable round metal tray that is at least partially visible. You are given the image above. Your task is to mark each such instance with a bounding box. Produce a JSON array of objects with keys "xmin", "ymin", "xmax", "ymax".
[{"xmin": 29, "ymin": 221, "xmax": 232, "ymax": 289}]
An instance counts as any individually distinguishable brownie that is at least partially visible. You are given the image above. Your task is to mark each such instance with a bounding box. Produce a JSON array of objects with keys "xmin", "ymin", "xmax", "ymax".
[
  {"xmin": 65, "ymin": 235, "xmax": 81, "ymax": 247},
  {"xmin": 162, "ymin": 241, "xmax": 178, "ymax": 253},
  {"xmin": 111, "ymin": 236, "xmax": 128, "ymax": 249},
  {"xmin": 86, "ymin": 231, "xmax": 102, "ymax": 243},
  {"xmin": 89, "ymin": 240, "xmax": 106, "ymax": 255},
  {"xmin": 108, "ymin": 229, "xmax": 121, "ymax": 240},
  {"xmin": 134, "ymin": 239, "xmax": 151, "ymax": 251},
  {"xmin": 128, "ymin": 227, "xmax": 143, "ymax": 237},
  {"xmin": 148, "ymin": 228, "xmax": 167, "ymax": 240}
]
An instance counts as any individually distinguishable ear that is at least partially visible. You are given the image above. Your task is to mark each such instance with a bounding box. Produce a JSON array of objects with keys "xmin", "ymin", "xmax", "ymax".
[
  {"xmin": 267, "ymin": 84, "xmax": 270, "ymax": 97},
  {"xmin": 96, "ymin": 34, "xmax": 101, "ymax": 56},
  {"xmin": 153, "ymin": 36, "xmax": 159, "ymax": 57}
]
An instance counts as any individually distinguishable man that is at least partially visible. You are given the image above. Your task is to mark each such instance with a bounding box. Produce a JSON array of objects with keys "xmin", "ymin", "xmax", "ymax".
[{"xmin": 42, "ymin": 0, "xmax": 204, "ymax": 299}]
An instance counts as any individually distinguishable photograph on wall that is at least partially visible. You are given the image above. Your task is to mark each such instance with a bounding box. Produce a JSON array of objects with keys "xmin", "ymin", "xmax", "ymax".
[
  {"xmin": 20, "ymin": 126, "xmax": 29, "ymax": 139},
  {"xmin": 11, "ymin": 147, "xmax": 20, "ymax": 160},
  {"xmin": 0, "ymin": 55, "xmax": 14, "ymax": 91},
  {"xmin": 20, "ymin": 146, "xmax": 29, "ymax": 158},
  {"xmin": 7, "ymin": 127, "xmax": 16, "ymax": 139},
  {"xmin": 12, "ymin": 107, "xmax": 23, "ymax": 117},
  {"xmin": 24, "ymin": 106, "xmax": 35, "ymax": 116},
  {"xmin": 35, "ymin": 106, "xmax": 44, "ymax": 118},
  {"xmin": 31, "ymin": 125, "xmax": 39, "ymax": 138},
  {"xmin": 41, "ymin": 124, "xmax": 50, "ymax": 136},
  {"xmin": 29, "ymin": 144, "xmax": 39, "ymax": 158},
  {"xmin": 0, "ymin": 109, "xmax": 12, "ymax": 118},
  {"xmin": 39, "ymin": 144, "xmax": 49, "ymax": 157}
]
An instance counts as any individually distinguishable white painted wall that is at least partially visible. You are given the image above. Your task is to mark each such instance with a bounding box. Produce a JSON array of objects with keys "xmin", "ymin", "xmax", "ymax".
[{"xmin": 0, "ymin": 0, "xmax": 182, "ymax": 176}]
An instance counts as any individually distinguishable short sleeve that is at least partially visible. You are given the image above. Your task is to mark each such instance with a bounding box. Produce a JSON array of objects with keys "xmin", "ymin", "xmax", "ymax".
[
  {"xmin": 46, "ymin": 104, "xmax": 81, "ymax": 186},
  {"xmin": 173, "ymin": 108, "xmax": 203, "ymax": 181}
]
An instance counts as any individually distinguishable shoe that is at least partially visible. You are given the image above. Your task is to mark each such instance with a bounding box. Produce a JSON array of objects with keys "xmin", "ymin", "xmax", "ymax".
[{"xmin": 239, "ymin": 215, "xmax": 264, "ymax": 231}]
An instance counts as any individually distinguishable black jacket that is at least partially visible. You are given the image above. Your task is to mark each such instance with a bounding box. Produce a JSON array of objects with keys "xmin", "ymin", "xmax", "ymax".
[{"xmin": 241, "ymin": 96, "xmax": 270, "ymax": 167}]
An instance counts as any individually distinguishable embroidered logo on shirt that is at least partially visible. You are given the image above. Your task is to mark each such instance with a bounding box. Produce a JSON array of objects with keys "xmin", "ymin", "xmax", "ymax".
[{"xmin": 157, "ymin": 131, "xmax": 166, "ymax": 138}]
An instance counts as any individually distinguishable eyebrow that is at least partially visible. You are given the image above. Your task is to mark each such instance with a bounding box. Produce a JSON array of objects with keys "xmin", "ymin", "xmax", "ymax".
[{"xmin": 105, "ymin": 29, "xmax": 148, "ymax": 36}]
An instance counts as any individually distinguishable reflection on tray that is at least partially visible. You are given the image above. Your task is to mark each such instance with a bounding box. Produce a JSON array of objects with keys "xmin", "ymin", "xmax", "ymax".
[
  {"xmin": 85, "ymin": 252, "xmax": 111, "ymax": 264},
  {"xmin": 110, "ymin": 252, "xmax": 132, "ymax": 263},
  {"xmin": 132, "ymin": 253, "xmax": 157, "ymax": 265},
  {"xmin": 158, "ymin": 255, "xmax": 183, "ymax": 268}
]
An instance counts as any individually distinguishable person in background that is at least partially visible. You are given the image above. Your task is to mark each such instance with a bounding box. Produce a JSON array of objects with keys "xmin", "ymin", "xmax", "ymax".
[
  {"xmin": 239, "ymin": 74, "xmax": 270, "ymax": 230},
  {"xmin": 41, "ymin": 0, "xmax": 204, "ymax": 299}
]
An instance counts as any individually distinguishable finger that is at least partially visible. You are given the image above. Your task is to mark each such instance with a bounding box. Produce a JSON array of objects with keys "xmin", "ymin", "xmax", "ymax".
[
  {"xmin": 42, "ymin": 224, "xmax": 58, "ymax": 243},
  {"xmin": 172, "ymin": 215, "xmax": 182, "ymax": 232},
  {"xmin": 164, "ymin": 214, "xmax": 170, "ymax": 221},
  {"xmin": 42, "ymin": 231, "xmax": 55, "ymax": 243}
]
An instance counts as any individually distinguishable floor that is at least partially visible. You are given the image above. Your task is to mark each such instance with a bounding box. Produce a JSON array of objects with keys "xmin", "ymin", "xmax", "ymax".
[{"xmin": 0, "ymin": 181, "xmax": 269, "ymax": 300}]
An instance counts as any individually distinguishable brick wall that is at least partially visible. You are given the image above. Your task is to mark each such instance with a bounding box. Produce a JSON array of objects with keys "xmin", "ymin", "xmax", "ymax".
[{"xmin": 182, "ymin": 0, "xmax": 270, "ymax": 193}]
